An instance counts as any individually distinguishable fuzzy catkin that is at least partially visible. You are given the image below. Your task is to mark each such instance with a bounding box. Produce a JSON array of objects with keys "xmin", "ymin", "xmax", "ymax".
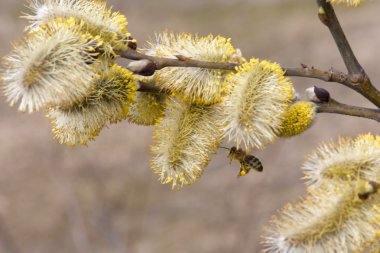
[
  {"xmin": 278, "ymin": 101, "xmax": 317, "ymax": 137},
  {"xmin": 143, "ymin": 31, "xmax": 243, "ymax": 105},
  {"xmin": 263, "ymin": 181, "xmax": 380, "ymax": 253},
  {"xmin": 47, "ymin": 64, "xmax": 137, "ymax": 146},
  {"xmin": 302, "ymin": 133, "xmax": 380, "ymax": 188},
  {"xmin": 24, "ymin": 0, "xmax": 132, "ymax": 53},
  {"xmin": 126, "ymin": 92, "xmax": 167, "ymax": 126},
  {"xmin": 2, "ymin": 22, "xmax": 99, "ymax": 113},
  {"xmin": 150, "ymin": 98, "xmax": 223, "ymax": 189},
  {"xmin": 221, "ymin": 58, "xmax": 295, "ymax": 150}
]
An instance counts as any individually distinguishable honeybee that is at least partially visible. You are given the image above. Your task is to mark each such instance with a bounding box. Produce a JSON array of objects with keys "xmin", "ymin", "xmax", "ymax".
[{"xmin": 222, "ymin": 146, "xmax": 263, "ymax": 177}]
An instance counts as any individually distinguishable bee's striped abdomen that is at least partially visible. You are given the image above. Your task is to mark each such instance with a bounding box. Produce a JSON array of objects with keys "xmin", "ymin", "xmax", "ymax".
[{"xmin": 243, "ymin": 155, "xmax": 263, "ymax": 172}]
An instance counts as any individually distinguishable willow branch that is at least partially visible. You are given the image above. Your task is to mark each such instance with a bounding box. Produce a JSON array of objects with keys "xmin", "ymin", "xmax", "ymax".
[
  {"xmin": 317, "ymin": 99, "xmax": 380, "ymax": 122},
  {"xmin": 120, "ymin": 49, "xmax": 346, "ymax": 83},
  {"xmin": 119, "ymin": 49, "xmax": 358, "ymax": 87},
  {"xmin": 136, "ymin": 69, "xmax": 351, "ymax": 94},
  {"xmin": 116, "ymin": 49, "xmax": 238, "ymax": 70},
  {"xmin": 316, "ymin": 0, "xmax": 380, "ymax": 108},
  {"xmin": 316, "ymin": 0, "xmax": 363, "ymax": 74},
  {"xmin": 118, "ymin": 46, "xmax": 380, "ymax": 108},
  {"xmin": 284, "ymin": 66, "xmax": 355, "ymax": 89}
]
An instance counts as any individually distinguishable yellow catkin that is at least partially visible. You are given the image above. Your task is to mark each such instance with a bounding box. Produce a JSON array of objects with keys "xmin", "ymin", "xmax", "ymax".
[
  {"xmin": 302, "ymin": 133, "xmax": 380, "ymax": 188},
  {"xmin": 47, "ymin": 64, "xmax": 137, "ymax": 146},
  {"xmin": 143, "ymin": 31, "xmax": 244, "ymax": 105},
  {"xmin": 278, "ymin": 101, "xmax": 317, "ymax": 137},
  {"xmin": 221, "ymin": 58, "xmax": 295, "ymax": 150},
  {"xmin": 1, "ymin": 22, "xmax": 101, "ymax": 113},
  {"xmin": 150, "ymin": 98, "xmax": 223, "ymax": 189},
  {"xmin": 126, "ymin": 92, "xmax": 167, "ymax": 126},
  {"xmin": 24, "ymin": 0, "xmax": 132, "ymax": 54},
  {"xmin": 263, "ymin": 181, "xmax": 380, "ymax": 253}
]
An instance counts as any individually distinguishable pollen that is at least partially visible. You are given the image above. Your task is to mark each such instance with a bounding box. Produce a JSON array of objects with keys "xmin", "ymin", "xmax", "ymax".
[
  {"xmin": 126, "ymin": 92, "xmax": 167, "ymax": 126},
  {"xmin": 278, "ymin": 101, "xmax": 317, "ymax": 137}
]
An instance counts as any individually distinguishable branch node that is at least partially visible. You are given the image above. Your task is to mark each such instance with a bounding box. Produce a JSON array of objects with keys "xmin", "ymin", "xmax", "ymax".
[
  {"xmin": 306, "ymin": 86, "xmax": 330, "ymax": 103},
  {"xmin": 350, "ymin": 72, "xmax": 366, "ymax": 84},
  {"xmin": 127, "ymin": 36, "xmax": 137, "ymax": 50},
  {"xmin": 326, "ymin": 69, "xmax": 334, "ymax": 81},
  {"xmin": 127, "ymin": 59, "xmax": 157, "ymax": 76},
  {"xmin": 318, "ymin": 6, "xmax": 330, "ymax": 26},
  {"xmin": 175, "ymin": 55, "xmax": 190, "ymax": 61},
  {"xmin": 314, "ymin": 86, "xmax": 331, "ymax": 103},
  {"xmin": 336, "ymin": 71, "xmax": 348, "ymax": 83}
]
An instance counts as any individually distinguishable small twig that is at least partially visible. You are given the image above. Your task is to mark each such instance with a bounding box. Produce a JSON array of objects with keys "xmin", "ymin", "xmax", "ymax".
[{"xmin": 317, "ymin": 98, "xmax": 380, "ymax": 122}]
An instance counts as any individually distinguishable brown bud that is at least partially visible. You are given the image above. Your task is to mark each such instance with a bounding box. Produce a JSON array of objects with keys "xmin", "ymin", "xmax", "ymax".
[
  {"xmin": 358, "ymin": 192, "xmax": 371, "ymax": 201},
  {"xmin": 127, "ymin": 36, "xmax": 137, "ymax": 50},
  {"xmin": 314, "ymin": 86, "xmax": 330, "ymax": 103},
  {"xmin": 358, "ymin": 181, "xmax": 380, "ymax": 200},
  {"xmin": 175, "ymin": 55, "xmax": 189, "ymax": 61},
  {"xmin": 127, "ymin": 59, "xmax": 156, "ymax": 76},
  {"xmin": 318, "ymin": 7, "xmax": 330, "ymax": 26}
]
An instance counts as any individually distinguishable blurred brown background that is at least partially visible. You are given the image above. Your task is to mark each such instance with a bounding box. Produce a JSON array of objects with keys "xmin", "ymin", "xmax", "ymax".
[{"xmin": 0, "ymin": 0, "xmax": 379, "ymax": 252}]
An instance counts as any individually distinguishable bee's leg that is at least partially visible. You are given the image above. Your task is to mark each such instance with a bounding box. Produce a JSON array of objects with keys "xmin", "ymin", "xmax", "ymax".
[
  {"xmin": 237, "ymin": 162, "xmax": 247, "ymax": 177},
  {"xmin": 228, "ymin": 154, "xmax": 233, "ymax": 164}
]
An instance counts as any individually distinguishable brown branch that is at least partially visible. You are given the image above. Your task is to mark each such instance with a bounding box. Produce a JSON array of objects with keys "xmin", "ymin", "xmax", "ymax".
[
  {"xmin": 317, "ymin": 99, "xmax": 380, "ymax": 122},
  {"xmin": 118, "ymin": 47, "xmax": 380, "ymax": 108},
  {"xmin": 117, "ymin": 50, "xmax": 356, "ymax": 87},
  {"xmin": 316, "ymin": 0, "xmax": 363, "ymax": 75},
  {"xmin": 284, "ymin": 66, "xmax": 355, "ymax": 89},
  {"xmin": 116, "ymin": 49, "xmax": 238, "ymax": 70},
  {"xmin": 316, "ymin": 0, "xmax": 380, "ymax": 108},
  {"xmin": 118, "ymin": 50, "xmax": 356, "ymax": 87}
]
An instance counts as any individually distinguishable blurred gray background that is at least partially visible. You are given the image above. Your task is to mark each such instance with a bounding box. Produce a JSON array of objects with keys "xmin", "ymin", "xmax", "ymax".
[{"xmin": 0, "ymin": 0, "xmax": 379, "ymax": 252}]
